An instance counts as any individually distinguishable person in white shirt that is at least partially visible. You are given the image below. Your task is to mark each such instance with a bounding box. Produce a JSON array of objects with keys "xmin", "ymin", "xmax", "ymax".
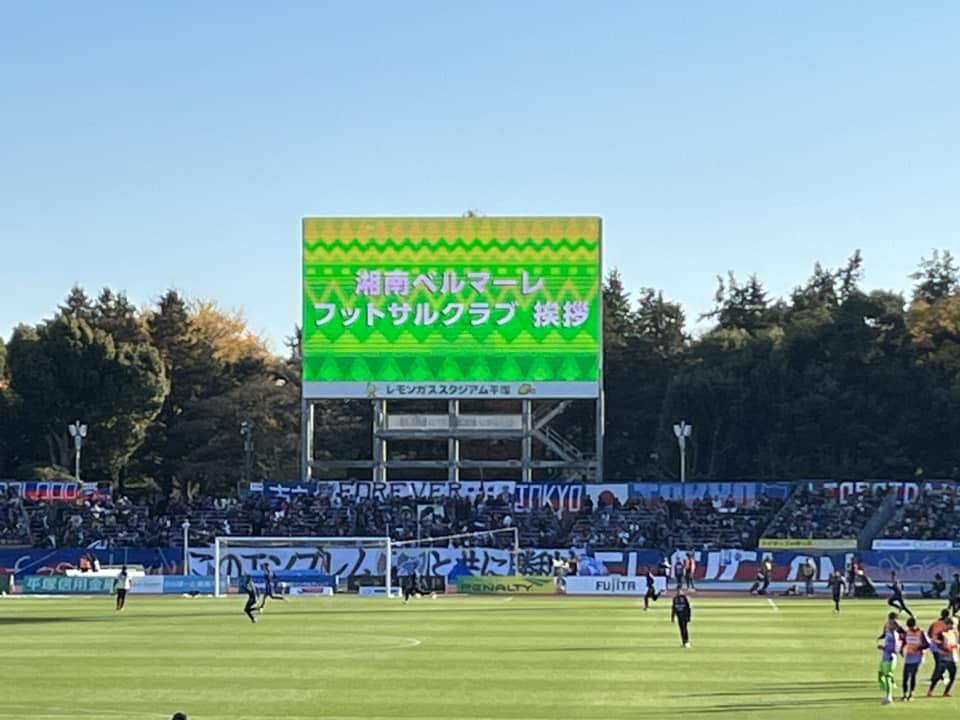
[{"xmin": 114, "ymin": 565, "xmax": 132, "ymax": 610}]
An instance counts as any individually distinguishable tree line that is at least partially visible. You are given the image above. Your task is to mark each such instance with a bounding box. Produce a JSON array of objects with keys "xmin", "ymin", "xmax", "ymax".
[{"xmin": 0, "ymin": 249, "xmax": 958, "ymax": 494}]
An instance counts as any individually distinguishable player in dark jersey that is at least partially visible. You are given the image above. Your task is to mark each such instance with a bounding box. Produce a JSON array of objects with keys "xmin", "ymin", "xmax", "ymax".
[
  {"xmin": 827, "ymin": 570, "xmax": 846, "ymax": 613},
  {"xmin": 950, "ymin": 573, "xmax": 960, "ymax": 615},
  {"xmin": 671, "ymin": 588, "xmax": 692, "ymax": 648},
  {"xmin": 242, "ymin": 574, "xmax": 259, "ymax": 623},
  {"xmin": 643, "ymin": 568, "xmax": 662, "ymax": 611},
  {"xmin": 887, "ymin": 572, "xmax": 913, "ymax": 617},
  {"xmin": 257, "ymin": 563, "xmax": 286, "ymax": 612}
]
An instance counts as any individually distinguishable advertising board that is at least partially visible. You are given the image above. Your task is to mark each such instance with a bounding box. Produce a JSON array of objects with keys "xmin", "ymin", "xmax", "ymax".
[
  {"xmin": 455, "ymin": 575, "xmax": 554, "ymax": 594},
  {"xmin": 22, "ymin": 575, "xmax": 113, "ymax": 594},
  {"xmin": 563, "ymin": 575, "xmax": 667, "ymax": 595}
]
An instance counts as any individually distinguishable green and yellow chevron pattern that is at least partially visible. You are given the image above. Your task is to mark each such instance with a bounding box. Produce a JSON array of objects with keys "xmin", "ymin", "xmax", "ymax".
[{"xmin": 302, "ymin": 217, "xmax": 601, "ymax": 386}]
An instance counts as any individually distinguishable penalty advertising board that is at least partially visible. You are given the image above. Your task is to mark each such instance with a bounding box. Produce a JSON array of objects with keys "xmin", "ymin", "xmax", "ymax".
[{"xmin": 302, "ymin": 217, "xmax": 601, "ymax": 399}]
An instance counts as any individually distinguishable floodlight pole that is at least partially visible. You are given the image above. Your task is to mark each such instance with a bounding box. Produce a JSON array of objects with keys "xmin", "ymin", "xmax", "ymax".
[
  {"xmin": 672, "ymin": 420, "xmax": 692, "ymax": 484},
  {"xmin": 67, "ymin": 420, "xmax": 88, "ymax": 483},
  {"xmin": 181, "ymin": 520, "xmax": 191, "ymax": 575}
]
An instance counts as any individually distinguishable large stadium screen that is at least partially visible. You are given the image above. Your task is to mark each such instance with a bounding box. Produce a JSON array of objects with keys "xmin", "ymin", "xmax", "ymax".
[{"xmin": 302, "ymin": 217, "xmax": 601, "ymax": 399}]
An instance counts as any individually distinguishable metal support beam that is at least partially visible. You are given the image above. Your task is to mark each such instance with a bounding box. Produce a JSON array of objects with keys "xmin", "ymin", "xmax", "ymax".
[
  {"xmin": 302, "ymin": 395, "xmax": 601, "ymax": 483},
  {"xmin": 595, "ymin": 391, "xmax": 604, "ymax": 483},
  {"xmin": 448, "ymin": 400, "xmax": 460, "ymax": 484},
  {"xmin": 301, "ymin": 399, "xmax": 314, "ymax": 481},
  {"xmin": 521, "ymin": 399, "xmax": 532, "ymax": 484},
  {"xmin": 372, "ymin": 399, "xmax": 387, "ymax": 483},
  {"xmin": 533, "ymin": 400, "xmax": 571, "ymax": 431}
]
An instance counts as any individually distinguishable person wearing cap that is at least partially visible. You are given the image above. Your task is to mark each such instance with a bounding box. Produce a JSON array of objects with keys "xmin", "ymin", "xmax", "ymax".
[{"xmin": 171, "ymin": 714, "xmax": 188, "ymax": 720}]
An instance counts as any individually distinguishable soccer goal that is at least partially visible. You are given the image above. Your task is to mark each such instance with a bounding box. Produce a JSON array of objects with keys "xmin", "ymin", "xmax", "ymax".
[
  {"xmin": 391, "ymin": 527, "xmax": 520, "ymax": 584},
  {"xmin": 212, "ymin": 535, "xmax": 393, "ymax": 598},
  {"xmin": 211, "ymin": 528, "xmax": 520, "ymax": 598}
]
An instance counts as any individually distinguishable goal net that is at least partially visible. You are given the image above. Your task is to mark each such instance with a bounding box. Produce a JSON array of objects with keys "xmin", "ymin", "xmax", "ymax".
[
  {"xmin": 211, "ymin": 528, "xmax": 520, "ymax": 598},
  {"xmin": 212, "ymin": 535, "xmax": 392, "ymax": 598}
]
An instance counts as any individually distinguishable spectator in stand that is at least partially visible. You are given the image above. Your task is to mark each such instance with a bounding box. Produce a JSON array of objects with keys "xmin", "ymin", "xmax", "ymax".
[{"xmin": 763, "ymin": 486, "xmax": 885, "ymax": 544}]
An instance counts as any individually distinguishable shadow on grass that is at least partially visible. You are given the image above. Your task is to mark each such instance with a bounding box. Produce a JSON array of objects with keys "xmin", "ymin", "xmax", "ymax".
[
  {"xmin": 680, "ymin": 681, "xmax": 881, "ymax": 715},
  {"xmin": 687, "ymin": 680, "xmax": 870, "ymax": 698},
  {"xmin": 676, "ymin": 696, "xmax": 879, "ymax": 715},
  {"xmin": 0, "ymin": 615, "xmax": 116, "ymax": 625}
]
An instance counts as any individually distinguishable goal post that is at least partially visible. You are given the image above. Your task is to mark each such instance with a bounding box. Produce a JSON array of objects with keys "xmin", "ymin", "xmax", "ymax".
[{"xmin": 212, "ymin": 535, "xmax": 393, "ymax": 598}]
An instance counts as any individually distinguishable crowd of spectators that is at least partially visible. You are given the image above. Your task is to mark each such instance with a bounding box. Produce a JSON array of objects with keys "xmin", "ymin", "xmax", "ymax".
[
  {"xmin": 0, "ymin": 483, "xmax": 788, "ymax": 552},
  {"xmin": 0, "ymin": 487, "xmax": 31, "ymax": 545},
  {"xmin": 763, "ymin": 486, "xmax": 887, "ymax": 541},
  {"xmin": 11, "ymin": 481, "xmax": 960, "ymax": 553},
  {"xmin": 881, "ymin": 488, "xmax": 960, "ymax": 540}
]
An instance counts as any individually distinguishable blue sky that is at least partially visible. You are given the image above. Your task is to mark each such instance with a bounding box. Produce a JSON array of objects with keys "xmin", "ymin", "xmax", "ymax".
[{"xmin": 2, "ymin": 1, "xmax": 957, "ymax": 351}]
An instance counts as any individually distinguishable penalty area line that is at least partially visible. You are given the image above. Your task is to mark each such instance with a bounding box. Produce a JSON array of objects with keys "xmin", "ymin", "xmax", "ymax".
[{"xmin": 767, "ymin": 598, "xmax": 779, "ymax": 612}]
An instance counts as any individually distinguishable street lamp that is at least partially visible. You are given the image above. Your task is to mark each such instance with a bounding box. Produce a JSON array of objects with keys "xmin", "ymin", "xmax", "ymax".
[
  {"xmin": 181, "ymin": 520, "xmax": 191, "ymax": 576},
  {"xmin": 672, "ymin": 420, "xmax": 692, "ymax": 484},
  {"xmin": 67, "ymin": 420, "xmax": 88, "ymax": 482}
]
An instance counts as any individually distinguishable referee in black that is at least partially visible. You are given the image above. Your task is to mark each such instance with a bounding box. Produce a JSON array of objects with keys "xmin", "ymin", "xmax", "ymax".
[{"xmin": 671, "ymin": 588, "xmax": 692, "ymax": 648}]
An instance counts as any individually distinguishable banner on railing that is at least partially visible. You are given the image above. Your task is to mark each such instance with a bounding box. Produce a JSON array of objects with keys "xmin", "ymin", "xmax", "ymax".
[
  {"xmin": 0, "ymin": 481, "xmax": 110, "ymax": 502},
  {"xmin": 242, "ymin": 480, "xmax": 797, "ymax": 514},
  {"xmin": 129, "ymin": 576, "xmax": 164, "ymax": 594},
  {"xmin": 759, "ymin": 538, "xmax": 857, "ymax": 550},
  {"xmin": 813, "ymin": 480, "xmax": 959, "ymax": 506},
  {"xmin": 11, "ymin": 546, "xmax": 960, "ymax": 587},
  {"xmin": 872, "ymin": 539, "xmax": 957, "ymax": 551}
]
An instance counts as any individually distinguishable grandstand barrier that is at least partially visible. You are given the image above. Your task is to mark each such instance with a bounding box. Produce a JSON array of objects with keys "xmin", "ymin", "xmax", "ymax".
[
  {"xmin": 17, "ymin": 574, "xmax": 228, "ymax": 595},
  {"xmin": 244, "ymin": 569, "xmax": 337, "ymax": 593},
  {"xmin": 872, "ymin": 539, "xmax": 957, "ymax": 551},
  {"xmin": 289, "ymin": 585, "xmax": 334, "ymax": 596},
  {"xmin": 563, "ymin": 575, "xmax": 667, "ymax": 595},
  {"xmin": 358, "ymin": 586, "xmax": 401, "ymax": 597},
  {"xmin": 347, "ymin": 574, "xmax": 445, "ymax": 593},
  {"xmin": 130, "ymin": 576, "xmax": 164, "ymax": 594},
  {"xmin": 161, "ymin": 576, "xmax": 228, "ymax": 594},
  {"xmin": 8, "ymin": 547, "xmax": 960, "ymax": 590},
  {"xmin": 759, "ymin": 539, "xmax": 857, "ymax": 550},
  {"xmin": 455, "ymin": 576, "xmax": 554, "ymax": 594},
  {"xmin": 65, "ymin": 566, "xmax": 146, "ymax": 579}
]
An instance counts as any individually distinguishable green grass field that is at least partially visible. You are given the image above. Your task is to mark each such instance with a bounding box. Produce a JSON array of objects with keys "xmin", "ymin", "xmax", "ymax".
[{"xmin": 3, "ymin": 593, "xmax": 956, "ymax": 719}]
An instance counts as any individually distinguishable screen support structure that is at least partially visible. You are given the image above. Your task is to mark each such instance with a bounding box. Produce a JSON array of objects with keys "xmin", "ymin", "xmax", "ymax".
[{"xmin": 301, "ymin": 396, "xmax": 603, "ymax": 483}]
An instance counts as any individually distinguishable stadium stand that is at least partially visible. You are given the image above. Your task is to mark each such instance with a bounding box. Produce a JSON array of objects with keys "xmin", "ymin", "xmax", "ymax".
[
  {"xmin": 0, "ymin": 483, "xmax": 789, "ymax": 552},
  {"xmin": 878, "ymin": 487, "xmax": 960, "ymax": 540},
  {"xmin": 762, "ymin": 485, "xmax": 886, "ymax": 542},
  {"xmin": 0, "ymin": 487, "xmax": 32, "ymax": 545}
]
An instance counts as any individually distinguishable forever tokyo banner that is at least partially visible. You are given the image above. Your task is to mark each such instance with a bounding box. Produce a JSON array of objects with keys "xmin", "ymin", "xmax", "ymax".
[
  {"xmin": 244, "ymin": 480, "xmax": 795, "ymax": 513},
  {"xmin": 301, "ymin": 217, "xmax": 601, "ymax": 399}
]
